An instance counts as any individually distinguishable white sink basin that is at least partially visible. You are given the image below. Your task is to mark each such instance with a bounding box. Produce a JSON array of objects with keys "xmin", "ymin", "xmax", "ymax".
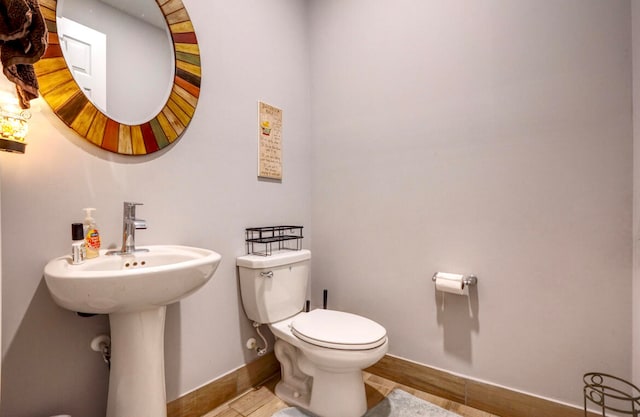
[
  {"xmin": 43, "ymin": 244, "xmax": 222, "ymax": 417},
  {"xmin": 44, "ymin": 245, "xmax": 221, "ymax": 314}
]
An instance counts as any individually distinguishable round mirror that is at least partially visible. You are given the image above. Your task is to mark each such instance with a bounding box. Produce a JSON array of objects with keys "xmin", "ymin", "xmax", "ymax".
[
  {"xmin": 56, "ymin": 0, "xmax": 175, "ymax": 125},
  {"xmin": 35, "ymin": 0, "xmax": 201, "ymax": 155}
]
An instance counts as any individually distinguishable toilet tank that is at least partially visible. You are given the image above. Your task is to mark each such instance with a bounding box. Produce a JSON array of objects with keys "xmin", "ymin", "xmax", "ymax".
[{"xmin": 237, "ymin": 249, "xmax": 311, "ymax": 324}]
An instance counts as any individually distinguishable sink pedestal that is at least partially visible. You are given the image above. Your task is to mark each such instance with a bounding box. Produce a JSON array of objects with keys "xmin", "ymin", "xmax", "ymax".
[{"xmin": 107, "ymin": 306, "xmax": 168, "ymax": 417}]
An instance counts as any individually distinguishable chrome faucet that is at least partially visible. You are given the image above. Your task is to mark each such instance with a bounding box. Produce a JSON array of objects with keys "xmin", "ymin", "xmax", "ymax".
[{"xmin": 107, "ymin": 202, "xmax": 148, "ymax": 255}]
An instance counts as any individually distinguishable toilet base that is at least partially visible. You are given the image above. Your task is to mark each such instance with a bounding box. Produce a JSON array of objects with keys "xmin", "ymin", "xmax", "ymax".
[
  {"xmin": 276, "ymin": 369, "xmax": 367, "ymax": 417},
  {"xmin": 275, "ymin": 380, "xmax": 311, "ymax": 410},
  {"xmin": 269, "ymin": 314, "xmax": 387, "ymax": 417},
  {"xmin": 311, "ymin": 369, "xmax": 367, "ymax": 417}
]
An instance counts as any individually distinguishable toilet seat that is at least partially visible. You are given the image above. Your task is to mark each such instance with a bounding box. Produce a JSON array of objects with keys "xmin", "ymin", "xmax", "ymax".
[{"xmin": 291, "ymin": 309, "xmax": 387, "ymax": 350}]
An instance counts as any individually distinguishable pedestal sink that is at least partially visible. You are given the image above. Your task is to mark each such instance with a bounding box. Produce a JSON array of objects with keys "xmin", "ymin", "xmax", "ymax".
[{"xmin": 44, "ymin": 245, "xmax": 222, "ymax": 417}]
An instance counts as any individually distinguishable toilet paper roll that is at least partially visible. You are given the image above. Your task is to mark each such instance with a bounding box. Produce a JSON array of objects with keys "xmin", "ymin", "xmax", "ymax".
[{"xmin": 434, "ymin": 273, "xmax": 468, "ymax": 295}]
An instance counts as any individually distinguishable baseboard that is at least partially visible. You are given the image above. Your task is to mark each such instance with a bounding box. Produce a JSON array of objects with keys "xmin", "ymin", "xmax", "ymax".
[
  {"xmin": 167, "ymin": 352, "xmax": 280, "ymax": 417},
  {"xmin": 168, "ymin": 352, "xmax": 599, "ymax": 417},
  {"xmin": 365, "ymin": 354, "xmax": 599, "ymax": 417}
]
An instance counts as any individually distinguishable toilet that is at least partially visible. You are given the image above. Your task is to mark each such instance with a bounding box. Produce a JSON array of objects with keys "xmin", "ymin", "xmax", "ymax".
[{"xmin": 237, "ymin": 249, "xmax": 388, "ymax": 417}]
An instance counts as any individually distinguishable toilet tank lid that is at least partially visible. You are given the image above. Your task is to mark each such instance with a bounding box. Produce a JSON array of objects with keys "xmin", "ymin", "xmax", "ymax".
[{"xmin": 237, "ymin": 249, "xmax": 311, "ymax": 269}]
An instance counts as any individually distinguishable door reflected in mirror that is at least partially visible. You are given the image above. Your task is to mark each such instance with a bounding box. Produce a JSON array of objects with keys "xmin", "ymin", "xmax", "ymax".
[{"xmin": 57, "ymin": 0, "xmax": 174, "ymax": 125}]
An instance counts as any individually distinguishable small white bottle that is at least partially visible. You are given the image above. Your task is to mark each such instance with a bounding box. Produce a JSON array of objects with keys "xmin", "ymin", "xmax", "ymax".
[
  {"xmin": 83, "ymin": 208, "xmax": 101, "ymax": 259},
  {"xmin": 71, "ymin": 223, "xmax": 86, "ymax": 264}
]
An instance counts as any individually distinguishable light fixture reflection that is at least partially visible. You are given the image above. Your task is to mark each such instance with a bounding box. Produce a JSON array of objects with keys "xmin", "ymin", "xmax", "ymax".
[{"xmin": 0, "ymin": 107, "xmax": 30, "ymax": 154}]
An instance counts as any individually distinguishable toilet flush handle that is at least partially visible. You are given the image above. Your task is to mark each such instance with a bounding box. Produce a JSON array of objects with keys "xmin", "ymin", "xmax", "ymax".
[{"xmin": 260, "ymin": 271, "xmax": 273, "ymax": 279}]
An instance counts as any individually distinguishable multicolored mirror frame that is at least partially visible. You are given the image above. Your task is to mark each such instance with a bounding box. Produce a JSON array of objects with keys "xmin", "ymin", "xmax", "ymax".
[{"xmin": 35, "ymin": 0, "xmax": 201, "ymax": 155}]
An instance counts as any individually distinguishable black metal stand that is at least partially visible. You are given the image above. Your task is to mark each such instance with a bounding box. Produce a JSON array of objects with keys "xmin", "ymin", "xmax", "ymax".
[
  {"xmin": 584, "ymin": 372, "xmax": 640, "ymax": 416},
  {"xmin": 245, "ymin": 225, "xmax": 303, "ymax": 256}
]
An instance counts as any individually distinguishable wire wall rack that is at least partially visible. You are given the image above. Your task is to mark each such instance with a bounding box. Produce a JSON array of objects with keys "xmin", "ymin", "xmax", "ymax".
[
  {"xmin": 584, "ymin": 372, "xmax": 640, "ymax": 416},
  {"xmin": 245, "ymin": 225, "xmax": 303, "ymax": 256}
]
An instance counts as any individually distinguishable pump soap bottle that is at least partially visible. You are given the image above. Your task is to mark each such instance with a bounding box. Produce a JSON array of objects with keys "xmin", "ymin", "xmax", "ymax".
[{"xmin": 83, "ymin": 208, "xmax": 101, "ymax": 259}]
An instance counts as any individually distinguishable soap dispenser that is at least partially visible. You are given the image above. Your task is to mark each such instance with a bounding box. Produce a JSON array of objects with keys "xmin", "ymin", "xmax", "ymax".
[{"xmin": 83, "ymin": 208, "xmax": 101, "ymax": 259}]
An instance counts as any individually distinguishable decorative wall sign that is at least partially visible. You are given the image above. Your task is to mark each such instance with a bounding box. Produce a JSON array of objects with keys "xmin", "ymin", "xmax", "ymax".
[{"xmin": 258, "ymin": 101, "xmax": 282, "ymax": 180}]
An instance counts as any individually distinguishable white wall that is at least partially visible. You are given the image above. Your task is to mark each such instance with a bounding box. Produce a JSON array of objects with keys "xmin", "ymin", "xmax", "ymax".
[
  {"xmin": 309, "ymin": 0, "xmax": 632, "ymax": 407},
  {"xmin": 0, "ymin": 0, "xmax": 311, "ymax": 416},
  {"xmin": 0, "ymin": 143, "xmax": 2, "ymax": 404},
  {"xmin": 633, "ymin": 0, "xmax": 640, "ymax": 386}
]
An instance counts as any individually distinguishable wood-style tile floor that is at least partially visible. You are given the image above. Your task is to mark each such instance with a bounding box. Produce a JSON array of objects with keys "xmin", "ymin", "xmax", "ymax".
[{"xmin": 202, "ymin": 371, "xmax": 499, "ymax": 417}]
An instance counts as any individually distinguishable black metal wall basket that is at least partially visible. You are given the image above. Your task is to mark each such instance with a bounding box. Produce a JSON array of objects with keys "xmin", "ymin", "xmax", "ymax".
[{"xmin": 584, "ymin": 372, "xmax": 640, "ymax": 416}]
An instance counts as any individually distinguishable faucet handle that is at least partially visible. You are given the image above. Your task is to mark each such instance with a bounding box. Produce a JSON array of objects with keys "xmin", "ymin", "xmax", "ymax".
[{"xmin": 123, "ymin": 202, "xmax": 144, "ymax": 218}]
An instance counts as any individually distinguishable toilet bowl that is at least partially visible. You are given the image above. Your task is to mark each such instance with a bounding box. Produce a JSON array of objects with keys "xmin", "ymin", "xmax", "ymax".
[
  {"xmin": 270, "ymin": 309, "xmax": 388, "ymax": 417},
  {"xmin": 237, "ymin": 249, "xmax": 388, "ymax": 417}
]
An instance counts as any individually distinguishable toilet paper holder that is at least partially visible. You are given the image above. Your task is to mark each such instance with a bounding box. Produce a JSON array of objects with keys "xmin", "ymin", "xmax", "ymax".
[{"xmin": 431, "ymin": 272, "xmax": 478, "ymax": 287}]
